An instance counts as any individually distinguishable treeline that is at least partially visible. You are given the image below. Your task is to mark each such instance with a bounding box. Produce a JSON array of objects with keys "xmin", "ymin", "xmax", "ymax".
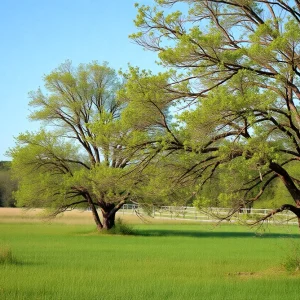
[{"xmin": 0, "ymin": 161, "xmax": 17, "ymax": 207}]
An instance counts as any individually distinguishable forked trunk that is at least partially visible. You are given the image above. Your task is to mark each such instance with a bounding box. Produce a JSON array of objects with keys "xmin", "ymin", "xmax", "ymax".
[
  {"xmin": 102, "ymin": 211, "xmax": 116, "ymax": 230},
  {"xmin": 101, "ymin": 202, "xmax": 117, "ymax": 230},
  {"xmin": 100, "ymin": 201, "xmax": 126, "ymax": 231},
  {"xmin": 87, "ymin": 196, "xmax": 125, "ymax": 231}
]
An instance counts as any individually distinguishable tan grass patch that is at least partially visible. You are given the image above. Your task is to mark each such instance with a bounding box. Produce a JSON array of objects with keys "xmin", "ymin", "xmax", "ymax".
[
  {"xmin": 226, "ymin": 266, "xmax": 298, "ymax": 280},
  {"xmin": 0, "ymin": 208, "xmax": 199, "ymax": 225}
]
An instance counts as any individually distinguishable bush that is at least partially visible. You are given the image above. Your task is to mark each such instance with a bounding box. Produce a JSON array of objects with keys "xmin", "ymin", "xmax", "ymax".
[
  {"xmin": 283, "ymin": 255, "xmax": 300, "ymax": 272},
  {"xmin": 0, "ymin": 246, "xmax": 14, "ymax": 264},
  {"xmin": 281, "ymin": 238, "xmax": 300, "ymax": 272},
  {"xmin": 105, "ymin": 218, "xmax": 136, "ymax": 235},
  {"xmin": 111, "ymin": 218, "xmax": 135, "ymax": 235}
]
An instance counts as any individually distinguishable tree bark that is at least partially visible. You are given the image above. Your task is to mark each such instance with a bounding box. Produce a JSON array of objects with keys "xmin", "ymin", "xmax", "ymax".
[
  {"xmin": 101, "ymin": 203, "xmax": 116, "ymax": 230},
  {"xmin": 85, "ymin": 193, "xmax": 103, "ymax": 231},
  {"xmin": 269, "ymin": 162, "xmax": 300, "ymax": 202},
  {"xmin": 92, "ymin": 208, "xmax": 103, "ymax": 231},
  {"xmin": 100, "ymin": 200, "xmax": 126, "ymax": 230},
  {"xmin": 251, "ymin": 204, "xmax": 300, "ymax": 226},
  {"xmin": 102, "ymin": 211, "xmax": 116, "ymax": 230},
  {"xmin": 269, "ymin": 162, "xmax": 300, "ymax": 226}
]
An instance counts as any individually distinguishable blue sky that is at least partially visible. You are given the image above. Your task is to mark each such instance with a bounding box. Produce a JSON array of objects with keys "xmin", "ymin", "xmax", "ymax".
[{"xmin": 0, "ymin": 0, "xmax": 159, "ymax": 160}]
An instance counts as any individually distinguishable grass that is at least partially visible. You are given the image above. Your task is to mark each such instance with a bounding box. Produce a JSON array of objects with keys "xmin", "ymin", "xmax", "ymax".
[{"xmin": 0, "ymin": 208, "xmax": 300, "ymax": 299}]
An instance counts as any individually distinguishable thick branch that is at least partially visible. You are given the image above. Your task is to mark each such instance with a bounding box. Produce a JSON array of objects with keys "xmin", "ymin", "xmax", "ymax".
[
  {"xmin": 269, "ymin": 161, "xmax": 300, "ymax": 203},
  {"xmin": 251, "ymin": 204, "xmax": 300, "ymax": 226}
]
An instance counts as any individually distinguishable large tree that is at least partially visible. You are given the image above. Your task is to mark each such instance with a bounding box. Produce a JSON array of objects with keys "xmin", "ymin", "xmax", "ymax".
[
  {"xmin": 128, "ymin": 0, "xmax": 300, "ymax": 223},
  {"xmin": 10, "ymin": 61, "xmax": 141, "ymax": 230}
]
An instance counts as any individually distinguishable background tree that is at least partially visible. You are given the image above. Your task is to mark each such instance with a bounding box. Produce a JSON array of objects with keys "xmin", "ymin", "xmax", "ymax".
[
  {"xmin": 129, "ymin": 0, "xmax": 300, "ymax": 223},
  {"xmin": 10, "ymin": 61, "xmax": 142, "ymax": 231},
  {"xmin": 0, "ymin": 161, "xmax": 17, "ymax": 207}
]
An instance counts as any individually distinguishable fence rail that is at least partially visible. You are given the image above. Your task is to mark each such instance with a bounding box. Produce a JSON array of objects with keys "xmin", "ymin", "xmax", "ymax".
[{"xmin": 118, "ymin": 204, "xmax": 298, "ymax": 225}]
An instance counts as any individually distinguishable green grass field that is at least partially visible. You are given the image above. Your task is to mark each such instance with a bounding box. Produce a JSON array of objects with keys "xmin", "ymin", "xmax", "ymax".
[{"xmin": 0, "ymin": 209, "xmax": 300, "ymax": 300}]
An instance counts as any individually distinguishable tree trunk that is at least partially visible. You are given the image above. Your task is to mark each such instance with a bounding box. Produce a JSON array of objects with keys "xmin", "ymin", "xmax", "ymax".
[
  {"xmin": 84, "ymin": 193, "xmax": 126, "ymax": 231},
  {"xmin": 92, "ymin": 209, "xmax": 103, "ymax": 231},
  {"xmin": 99, "ymin": 200, "xmax": 126, "ymax": 231},
  {"xmin": 101, "ymin": 203, "xmax": 117, "ymax": 230},
  {"xmin": 102, "ymin": 211, "xmax": 116, "ymax": 230},
  {"xmin": 85, "ymin": 193, "xmax": 103, "ymax": 231}
]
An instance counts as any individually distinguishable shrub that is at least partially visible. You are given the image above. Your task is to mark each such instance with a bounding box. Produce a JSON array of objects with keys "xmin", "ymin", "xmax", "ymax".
[
  {"xmin": 103, "ymin": 218, "xmax": 136, "ymax": 235},
  {"xmin": 282, "ymin": 240, "xmax": 300, "ymax": 272},
  {"xmin": 0, "ymin": 246, "xmax": 14, "ymax": 264},
  {"xmin": 283, "ymin": 255, "xmax": 300, "ymax": 272}
]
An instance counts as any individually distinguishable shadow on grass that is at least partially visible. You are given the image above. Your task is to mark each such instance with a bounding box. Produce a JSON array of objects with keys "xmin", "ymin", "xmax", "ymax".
[
  {"xmin": 134, "ymin": 229, "xmax": 300, "ymax": 239},
  {"xmin": 0, "ymin": 259, "xmax": 29, "ymax": 266}
]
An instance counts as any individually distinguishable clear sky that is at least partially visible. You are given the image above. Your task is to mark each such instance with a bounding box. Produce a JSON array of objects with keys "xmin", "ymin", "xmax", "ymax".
[{"xmin": 0, "ymin": 0, "xmax": 159, "ymax": 161}]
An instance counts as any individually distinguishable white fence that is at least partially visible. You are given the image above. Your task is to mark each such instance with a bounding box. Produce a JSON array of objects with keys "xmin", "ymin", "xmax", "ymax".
[{"xmin": 119, "ymin": 204, "xmax": 299, "ymax": 225}]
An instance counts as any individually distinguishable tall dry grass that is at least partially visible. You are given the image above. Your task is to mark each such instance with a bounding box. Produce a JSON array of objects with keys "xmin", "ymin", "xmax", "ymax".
[{"xmin": 0, "ymin": 207, "xmax": 202, "ymax": 225}]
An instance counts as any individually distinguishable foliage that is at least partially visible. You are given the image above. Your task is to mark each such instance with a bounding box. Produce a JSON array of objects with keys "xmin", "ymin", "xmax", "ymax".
[
  {"xmin": 128, "ymin": 0, "xmax": 300, "ymax": 220},
  {"xmin": 8, "ymin": 1, "xmax": 300, "ymax": 228},
  {"xmin": 282, "ymin": 239, "xmax": 300, "ymax": 272},
  {"xmin": 0, "ymin": 245, "xmax": 14, "ymax": 264},
  {"xmin": 0, "ymin": 161, "xmax": 11, "ymax": 171},
  {"xmin": 283, "ymin": 255, "xmax": 300, "ymax": 272},
  {"xmin": 102, "ymin": 218, "xmax": 136, "ymax": 235},
  {"xmin": 9, "ymin": 61, "xmax": 144, "ymax": 230},
  {"xmin": 0, "ymin": 161, "xmax": 17, "ymax": 207}
]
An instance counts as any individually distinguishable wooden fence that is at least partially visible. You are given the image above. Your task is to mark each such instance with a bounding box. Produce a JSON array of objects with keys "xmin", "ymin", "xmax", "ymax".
[{"xmin": 118, "ymin": 204, "xmax": 298, "ymax": 225}]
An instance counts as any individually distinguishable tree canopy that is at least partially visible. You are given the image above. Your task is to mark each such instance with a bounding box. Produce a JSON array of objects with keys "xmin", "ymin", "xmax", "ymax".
[
  {"xmin": 10, "ymin": 61, "xmax": 144, "ymax": 230},
  {"xmin": 127, "ymin": 0, "xmax": 300, "ymax": 223}
]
